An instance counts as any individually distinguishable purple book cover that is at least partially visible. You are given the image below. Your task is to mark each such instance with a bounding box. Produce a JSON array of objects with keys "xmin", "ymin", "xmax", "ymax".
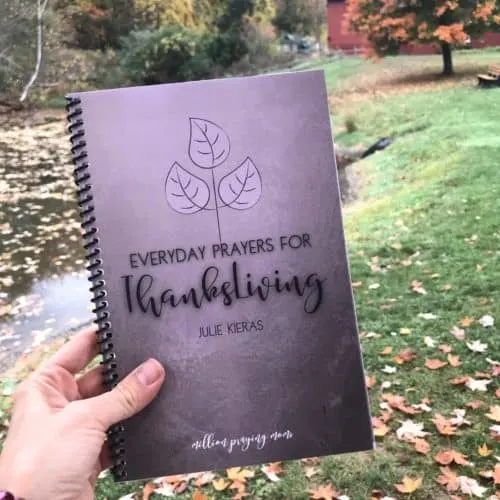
[{"xmin": 66, "ymin": 70, "xmax": 373, "ymax": 481}]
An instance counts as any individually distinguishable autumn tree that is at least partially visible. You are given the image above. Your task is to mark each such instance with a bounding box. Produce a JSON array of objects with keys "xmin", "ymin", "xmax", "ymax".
[{"xmin": 344, "ymin": 0, "xmax": 500, "ymax": 75}]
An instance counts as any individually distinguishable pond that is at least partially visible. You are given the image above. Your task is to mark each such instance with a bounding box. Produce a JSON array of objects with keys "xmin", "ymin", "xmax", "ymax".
[{"xmin": 0, "ymin": 111, "xmax": 92, "ymax": 370}]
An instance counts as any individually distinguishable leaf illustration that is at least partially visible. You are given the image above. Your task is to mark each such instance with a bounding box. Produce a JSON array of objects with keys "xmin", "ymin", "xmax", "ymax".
[
  {"xmin": 189, "ymin": 117, "xmax": 230, "ymax": 169},
  {"xmin": 165, "ymin": 162, "xmax": 210, "ymax": 214},
  {"xmin": 218, "ymin": 157, "xmax": 262, "ymax": 210}
]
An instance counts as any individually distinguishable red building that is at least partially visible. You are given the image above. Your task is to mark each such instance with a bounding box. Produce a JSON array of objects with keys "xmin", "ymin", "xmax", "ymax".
[{"xmin": 327, "ymin": 0, "xmax": 500, "ymax": 53}]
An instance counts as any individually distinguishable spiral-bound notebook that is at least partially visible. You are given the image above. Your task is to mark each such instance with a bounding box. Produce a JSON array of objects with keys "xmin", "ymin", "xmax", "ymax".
[{"xmin": 66, "ymin": 70, "xmax": 373, "ymax": 482}]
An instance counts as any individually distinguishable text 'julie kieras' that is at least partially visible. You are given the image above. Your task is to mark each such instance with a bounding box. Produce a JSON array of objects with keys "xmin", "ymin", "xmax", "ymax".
[{"xmin": 121, "ymin": 261, "xmax": 325, "ymax": 317}]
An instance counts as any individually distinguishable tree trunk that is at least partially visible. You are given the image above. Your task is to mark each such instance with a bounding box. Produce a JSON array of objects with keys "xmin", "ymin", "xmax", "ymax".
[{"xmin": 441, "ymin": 42, "xmax": 453, "ymax": 76}]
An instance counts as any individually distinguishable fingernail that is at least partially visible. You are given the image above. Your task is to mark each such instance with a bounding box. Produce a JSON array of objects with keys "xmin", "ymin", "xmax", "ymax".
[{"xmin": 136, "ymin": 358, "xmax": 163, "ymax": 386}]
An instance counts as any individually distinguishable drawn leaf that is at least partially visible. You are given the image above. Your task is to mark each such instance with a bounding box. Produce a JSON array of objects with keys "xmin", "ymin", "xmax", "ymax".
[
  {"xmin": 189, "ymin": 117, "xmax": 230, "ymax": 169},
  {"xmin": 218, "ymin": 157, "xmax": 262, "ymax": 210},
  {"xmin": 165, "ymin": 162, "xmax": 210, "ymax": 214}
]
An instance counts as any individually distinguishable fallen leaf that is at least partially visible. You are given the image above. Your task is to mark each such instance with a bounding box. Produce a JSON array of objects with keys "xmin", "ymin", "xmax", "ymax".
[
  {"xmin": 451, "ymin": 376, "xmax": 470, "ymax": 385},
  {"xmin": 466, "ymin": 378, "xmax": 491, "ymax": 392},
  {"xmin": 154, "ymin": 485, "xmax": 175, "ymax": 496},
  {"xmin": 486, "ymin": 406, "xmax": 500, "ymax": 422},
  {"xmin": 143, "ymin": 482, "xmax": 157, "ymax": 500},
  {"xmin": 432, "ymin": 414, "xmax": 457, "ymax": 436},
  {"xmin": 425, "ymin": 359, "xmax": 448, "ymax": 370},
  {"xmin": 261, "ymin": 462, "xmax": 283, "ymax": 482},
  {"xmin": 395, "ymin": 476, "xmax": 422, "ymax": 494},
  {"xmin": 396, "ymin": 420, "xmax": 429, "ymax": 440},
  {"xmin": 194, "ymin": 472, "xmax": 215, "ymax": 487},
  {"xmin": 380, "ymin": 346, "xmax": 393, "ymax": 355},
  {"xmin": 493, "ymin": 464, "xmax": 500, "ymax": 485},
  {"xmin": 439, "ymin": 344, "xmax": 453, "ymax": 353},
  {"xmin": 434, "ymin": 449, "xmax": 470, "ymax": 466},
  {"xmin": 192, "ymin": 489, "xmax": 208, "ymax": 500},
  {"xmin": 457, "ymin": 476, "xmax": 487, "ymax": 497},
  {"xmin": 309, "ymin": 483, "xmax": 339, "ymax": 500},
  {"xmin": 450, "ymin": 326, "xmax": 466, "ymax": 341},
  {"xmin": 424, "ymin": 336, "xmax": 436, "ymax": 347},
  {"xmin": 212, "ymin": 478, "xmax": 230, "ymax": 491},
  {"xmin": 475, "ymin": 371, "xmax": 491, "ymax": 378},
  {"xmin": 382, "ymin": 365, "xmax": 397, "ymax": 374},
  {"xmin": 418, "ymin": 312, "xmax": 437, "ymax": 320},
  {"xmin": 365, "ymin": 375, "xmax": 376, "ymax": 389},
  {"xmin": 229, "ymin": 480, "xmax": 246, "ymax": 494},
  {"xmin": 394, "ymin": 348, "xmax": 417, "ymax": 364},
  {"xmin": 436, "ymin": 466, "xmax": 459, "ymax": 492},
  {"xmin": 466, "ymin": 401, "xmax": 484, "ymax": 409},
  {"xmin": 373, "ymin": 424, "xmax": 390, "ymax": 437},
  {"xmin": 448, "ymin": 354, "xmax": 462, "ymax": 367},
  {"xmin": 304, "ymin": 466, "xmax": 320, "ymax": 478},
  {"xmin": 414, "ymin": 438, "xmax": 430, "ymax": 455},
  {"xmin": 459, "ymin": 316, "xmax": 474, "ymax": 327},
  {"xmin": 226, "ymin": 467, "xmax": 254, "ymax": 482},
  {"xmin": 490, "ymin": 424, "xmax": 500, "ymax": 440},
  {"xmin": 478, "ymin": 444, "xmax": 492, "ymax": 457},
  {"xmin": 478, "ymin": 314, "xmax": 494, "ymax": 327},
  {"xmin": 466, "ymin": 340, "xmax": 488, "ymax": 353},
  {"xmin": 411, "ymin": 280, "xmax": 427, "ymax": 295},
  {"xmin": 450, "ymin": 409, "xmax": 471, "ymax": 427},
  {"xmin": 400, "ymin": 327, "xmax": 412, "ymax": 335}
]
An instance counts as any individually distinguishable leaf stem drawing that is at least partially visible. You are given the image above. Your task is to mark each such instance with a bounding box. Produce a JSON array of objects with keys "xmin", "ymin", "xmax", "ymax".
[
  {"xmin": 211, "ymin": 169, "xmax": 222, "ymax": 242},
  {"xmin": 166, "ymin": 118, "xmax": 262, "ymax": 242}
]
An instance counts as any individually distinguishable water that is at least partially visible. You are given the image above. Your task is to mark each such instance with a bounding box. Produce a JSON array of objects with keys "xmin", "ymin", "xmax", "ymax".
[{"xmin": 0, "ymin": 111, "xmax": 92, "ymax": 370}]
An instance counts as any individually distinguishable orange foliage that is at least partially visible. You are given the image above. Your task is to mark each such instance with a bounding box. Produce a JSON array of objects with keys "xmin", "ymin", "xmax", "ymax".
[{"xmin": 433, "ymin": 23, "xmax": 468, "ymax": 43}]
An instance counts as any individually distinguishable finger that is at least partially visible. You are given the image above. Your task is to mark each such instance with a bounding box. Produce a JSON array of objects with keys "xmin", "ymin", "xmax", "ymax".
[
  {"xmin": 77, "ymin": 365, "xmax": 106, "ymax": 399},
  {"xmin": 46, "ymin": 326, "xmax": 99, "ymax": 375},
  {"xmin": 84, "ymin": 358, "xmax": 165, "ymax": 429}
]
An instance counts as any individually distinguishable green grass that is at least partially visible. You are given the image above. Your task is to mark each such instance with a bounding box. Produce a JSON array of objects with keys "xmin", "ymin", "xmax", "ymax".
[{"xmin": 2, "ymin": 51, "xmax": 499, "ymax": 499}]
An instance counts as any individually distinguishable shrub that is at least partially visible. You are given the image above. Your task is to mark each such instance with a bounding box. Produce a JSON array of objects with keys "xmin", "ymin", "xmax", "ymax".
[{"xmin": 119, "ymin": 25, "xmax": 210, "ymax": 85}]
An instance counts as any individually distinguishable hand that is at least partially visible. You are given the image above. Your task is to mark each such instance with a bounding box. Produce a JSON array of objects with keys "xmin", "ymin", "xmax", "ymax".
[{"xmin": 0, "ymin": 327, "xmax": 165, "ymax": 500}]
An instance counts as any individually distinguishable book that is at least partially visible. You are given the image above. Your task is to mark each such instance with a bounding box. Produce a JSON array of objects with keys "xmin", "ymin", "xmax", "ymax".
[{"xmin": 66, "ymin": 70, "xmax": 373, "ymax": 482}]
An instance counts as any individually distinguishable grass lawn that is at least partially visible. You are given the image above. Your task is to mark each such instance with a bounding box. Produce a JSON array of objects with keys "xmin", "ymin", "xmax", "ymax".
[{"xmin": 1, "ymin": 51, "xmax": 499, "ymax": 499}]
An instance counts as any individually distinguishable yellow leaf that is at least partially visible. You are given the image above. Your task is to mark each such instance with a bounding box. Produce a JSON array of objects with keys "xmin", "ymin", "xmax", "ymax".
[
  {"xmin": 212, "ymin": 478, "xmax": 229, "ymax": 491},
  {"xmin": 400, "ymin": 327, "xmax": 412, "ymax": 335},
  {"xmin": 373, "ymin": 424, "xmax": 390, "ymax": 437},
  {"xmin": 226, "ymin": 467, "xmax": 254, "ymax": 482},
  {"xmin": 478, "ymin": 443, "xmax": 492, "ymax": 457},
  {"xmin": 395, "ymin": 476, "xmax": 423, "ymax": 494},
  {"xmin": 380, "ymin": 346, "xmax": 393, "ymax": 355},
  {"xmin": 486, "ymin": 405, "xmax": 500, "ymax": 422}
]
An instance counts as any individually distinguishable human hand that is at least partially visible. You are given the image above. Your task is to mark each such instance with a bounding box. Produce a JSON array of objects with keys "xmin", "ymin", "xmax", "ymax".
[{"xmin": 0, "ymin": 327, "xmax": 165, "ymax": 500}]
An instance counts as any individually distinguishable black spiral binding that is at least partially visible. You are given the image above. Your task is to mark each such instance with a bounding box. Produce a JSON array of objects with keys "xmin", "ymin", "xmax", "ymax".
[{"xmin": 66, "ymin": 96, "xmax": 127, "ymax": 481}]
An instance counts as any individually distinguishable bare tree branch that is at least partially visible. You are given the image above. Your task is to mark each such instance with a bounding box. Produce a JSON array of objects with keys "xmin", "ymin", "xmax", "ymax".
[{"xmin": 19, "ymin": 0, "xmax": 49, "ymax": 102}]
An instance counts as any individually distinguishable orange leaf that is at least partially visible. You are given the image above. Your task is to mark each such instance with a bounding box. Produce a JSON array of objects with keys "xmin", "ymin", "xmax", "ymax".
[
  {"xmin": 425, "ymin": 358, "xmax": 448, "ymax": 370},
  {"xmin": 304, "ymin": 466, "xmax": 320, "ymax": 478},
  {"xmin": 447, "ymin": 354, "xmax": 462, "ymax": 367},
  {"xmin": 365, "ymin": 375, "xmax": 376, "ymax": 389},
  {"xmin": 478, "ymin": 443, "xmax": 492, "ymax": 456},
  {"xmin": 414, "ymin": 438, "xmax": 430, "ymax": 455},
  {"xmin": 192, "ymin": 489, "xmax": 208, "ymax": 500},
  {"xmin": 436, "ymin": 466, "xmax": 459, "ymax": 492},
  {"xmin": 394, "ymin": 348, "xmax": 417, "ymax": 364},
  {"xmin": 486, "ymin": 405, "xmax": 500, "ymax": 422},
  {"xmin": 450, "ymin": 376, "xmax": 470, "ymax": 385},
  {"xmin": 226, "ymin": 467, "xmax": 254, "ymax": 483},
  {"xmin": 459, "ymin": 316, "xmax": 474, "ymax": 327},
  {"xmin": 380, "ymin": 346, "xmax": 393, "ymax": 355},
  {"xmin": 309, "ymin": 484, "xmax": 339, "ymax": 499},
  {"xmin": 494, "ymin": 464, "xmax": 500, "ymax": 485},
  {"xmin": 262, "ymin": 462, "xmax": 283, "ymax": 481},
  {"xmin": 434, "ymin": 449, "xmax": 469, "ymax": 466},
  {"xmin": 212, "ymin": 478, "xmax": 230, "ymax": 491},
  {"xmin": 439, "ymin": 344, "xmax": 453, "ymax": 353},
  {"xmin": 432, "ymin": 413, "xmax": 457, "ymax": 436},
  {"xmin": 466, "ymin": 400, "xmax": 484, "ymax": 409},
  {"xmin": 395, "ymin": 476, "xmax": 423, "ymax": 494},
  {"xmin": 229, "ymin": 480, "xmax": 246, "ymax": 494},
  {"xmin": 142, "ymin": 482, "xmax": 157, "ymax": 500}
]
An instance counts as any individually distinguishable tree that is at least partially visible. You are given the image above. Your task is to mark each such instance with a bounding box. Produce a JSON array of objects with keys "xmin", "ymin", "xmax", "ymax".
[
  {"xmin": 344, "ymin": 0, "xmax": 500, "ymax": 75},
  {"xmin": 273, "ymin": 0, "xmax": 326, "ymax": 40}
]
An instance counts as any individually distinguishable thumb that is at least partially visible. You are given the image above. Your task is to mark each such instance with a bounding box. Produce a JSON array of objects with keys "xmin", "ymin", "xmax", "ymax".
[{"xmin": 86, "ymin": 358, "xmax": 165, "ymax": 429}]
